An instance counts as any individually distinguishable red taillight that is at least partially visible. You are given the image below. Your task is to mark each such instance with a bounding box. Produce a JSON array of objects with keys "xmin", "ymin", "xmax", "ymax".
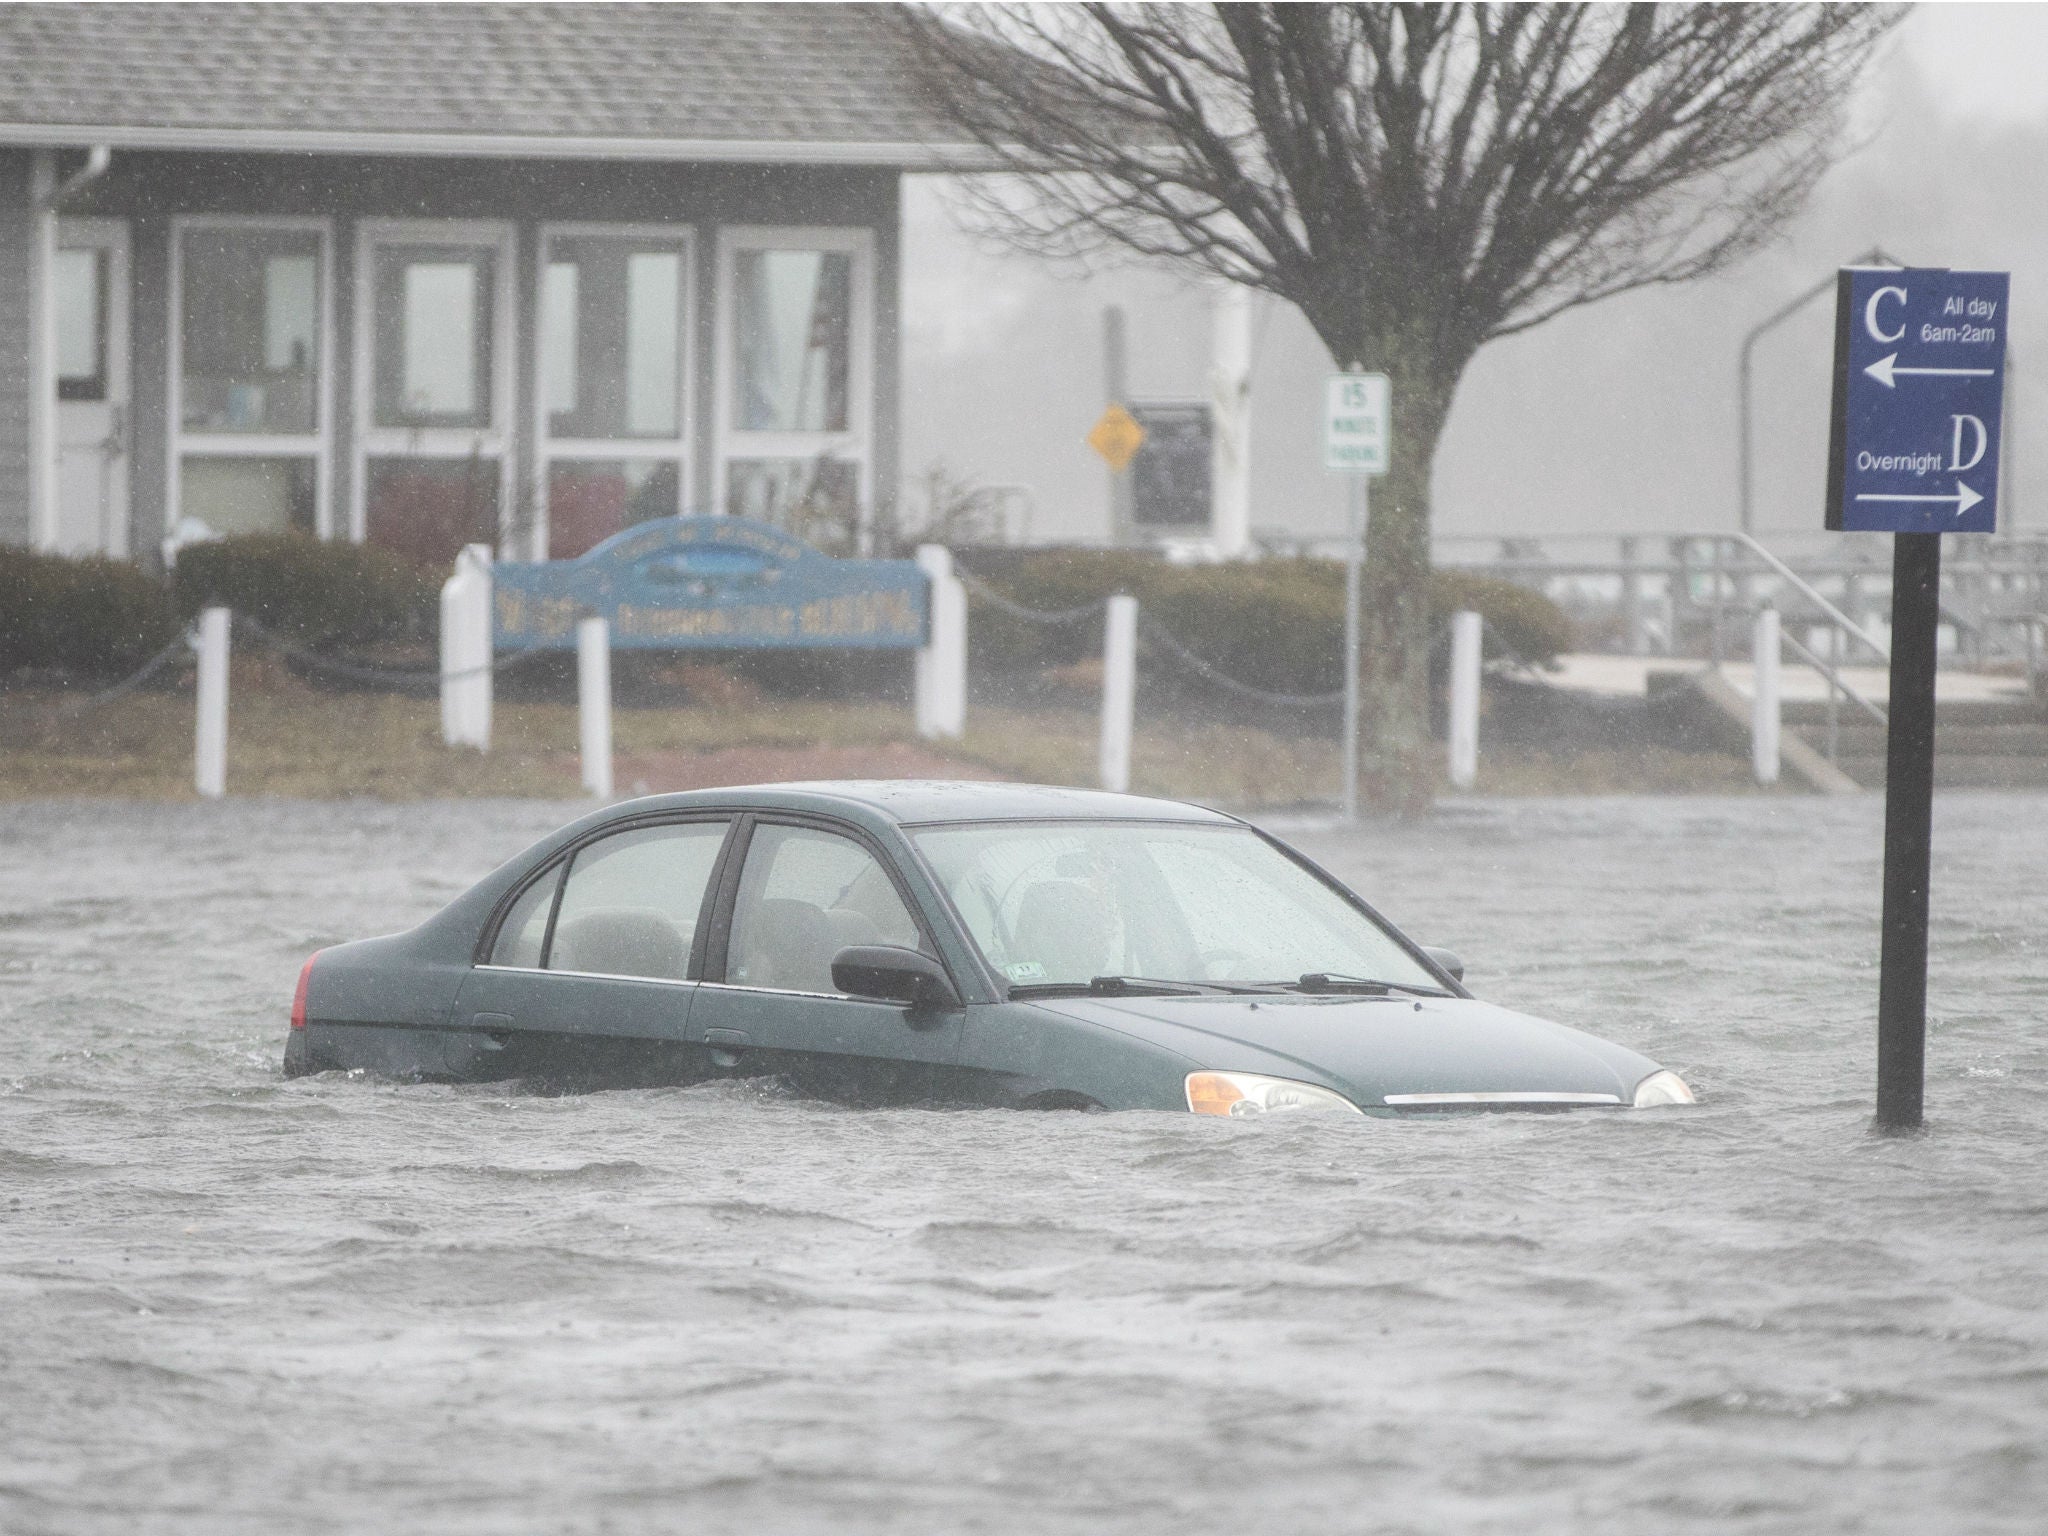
[{"xmin": 290, "ymin": 953, "xmax": 319, "ymax": 1030}]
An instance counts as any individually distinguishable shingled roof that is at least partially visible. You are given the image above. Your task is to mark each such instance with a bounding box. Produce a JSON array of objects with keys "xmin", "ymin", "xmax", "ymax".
[{"xmin": 0, "ymin": 1, "xmax": 973, "ymax": 164}]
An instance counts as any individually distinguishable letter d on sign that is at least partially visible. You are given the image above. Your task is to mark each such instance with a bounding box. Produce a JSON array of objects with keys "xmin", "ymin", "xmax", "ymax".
[{"xmin": 1951, "ymin": 414, "xmax": 1987, "ymax": 473}]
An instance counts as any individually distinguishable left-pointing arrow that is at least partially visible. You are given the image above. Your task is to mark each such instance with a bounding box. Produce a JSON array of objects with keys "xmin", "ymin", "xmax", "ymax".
[
  {"xmin": 1853, "ymin": 480, "xmax": 1984, "ymax": 519},
  {"xmin": 1863, "ymin": 352, "xmax": 1997, "ymax": 389}
]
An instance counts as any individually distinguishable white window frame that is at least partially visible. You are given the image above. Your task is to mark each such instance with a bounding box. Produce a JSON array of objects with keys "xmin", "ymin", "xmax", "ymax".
[
  {"xmin": 353, "ymin": 218, "xmax": 517, "ymax": 548},
  {"xmin": 715, "ymin": 225, "xmax": 874, "ymax": 538},
  {"xmin": 534, "ymin": 221, "xmax": 695, "ymax": 560},
  {"xmin": 168, "ymin": 214, "xmax": 336, "ymax": 540}
]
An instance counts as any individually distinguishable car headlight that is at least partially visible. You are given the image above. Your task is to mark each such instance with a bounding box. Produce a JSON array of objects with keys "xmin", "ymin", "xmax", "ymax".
[
  {"xmin": 1186, "ymin": 1071, "xmax": 1363, "ymax": 1117},
  {"xmin": 1632, "ymin": 1069, "xmax": 1696, "ymax": 1108}
]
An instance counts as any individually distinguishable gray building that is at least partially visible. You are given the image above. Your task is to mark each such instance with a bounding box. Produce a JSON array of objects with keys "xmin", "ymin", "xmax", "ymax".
[{"xmin": 0, "ymin": 2, "xmax": 968, "ymax": 568}]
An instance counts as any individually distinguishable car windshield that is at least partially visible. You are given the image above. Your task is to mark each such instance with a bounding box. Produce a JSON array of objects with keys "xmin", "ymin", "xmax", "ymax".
[{"xmin": 911, "ymin": 821, "xmax": 1441, "ymax": 992}]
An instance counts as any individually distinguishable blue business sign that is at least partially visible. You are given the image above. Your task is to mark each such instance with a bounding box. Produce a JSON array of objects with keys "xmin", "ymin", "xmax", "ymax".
[
  {"xmin": 1828, "ymin": 267, "xmax": 2009, "ymax": 533},
  {"xmin": 493, "ymin": 516, "xmax": 928, "ymax": 651}
]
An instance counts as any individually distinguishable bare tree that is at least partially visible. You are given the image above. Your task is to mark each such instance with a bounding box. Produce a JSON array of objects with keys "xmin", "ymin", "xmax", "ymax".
[{"xmin": 900, "ymin": 2, "xmax": 1900, "ymax": 813}]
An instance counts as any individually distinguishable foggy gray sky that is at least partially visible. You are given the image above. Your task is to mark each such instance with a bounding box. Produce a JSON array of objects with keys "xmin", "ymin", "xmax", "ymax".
[{"xmin": 898, "ymin": 4, "xmax": 2048, "ymax": 554}]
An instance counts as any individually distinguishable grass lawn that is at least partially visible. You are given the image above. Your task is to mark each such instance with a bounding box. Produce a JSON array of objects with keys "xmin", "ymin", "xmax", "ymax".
[{"xmin": 0, "ymin": 664, "xmax": 1765, "ymax": 805}]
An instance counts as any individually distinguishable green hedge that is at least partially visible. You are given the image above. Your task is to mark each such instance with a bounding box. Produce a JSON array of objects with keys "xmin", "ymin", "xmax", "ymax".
[
  {"xmin": 958, "ymin": 550, "xmax": 1575, "ymax": 695},
  {"xmin": 0, "ymin": 546, "xmax": 182, "ymax": 677},
  {"xmin": 173, "ymin": 534, "xmax": 437, "ymax": 649}
]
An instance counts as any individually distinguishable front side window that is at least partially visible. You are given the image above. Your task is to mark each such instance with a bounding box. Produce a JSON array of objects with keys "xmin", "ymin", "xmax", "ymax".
[
  {"xmin": 538, "ymin": 821, "xmax": 729, "ymax": 980},
  {"xmin": 726, "ymin": 825, "xmax": 922, "ymax": 995},
  {"xmin": 912, "ymin": 822, "xmax": 1440, "ymax": 991}
]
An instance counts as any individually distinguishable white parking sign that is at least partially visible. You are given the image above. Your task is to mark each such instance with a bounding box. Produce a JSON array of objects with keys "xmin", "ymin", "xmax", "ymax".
[{"xmin": 1324, "ymin": 373, "xmax": 1390, "ymax": 473}]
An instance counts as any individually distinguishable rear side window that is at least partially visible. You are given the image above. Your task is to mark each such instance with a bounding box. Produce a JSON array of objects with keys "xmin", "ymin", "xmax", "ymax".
[
  {"xmin": 547, "ymin": 821, "xmax": 729, "ymax": 981},
  {"xmin": 490, "ymin": 867, "xmax": 561, "ymax": 968}
]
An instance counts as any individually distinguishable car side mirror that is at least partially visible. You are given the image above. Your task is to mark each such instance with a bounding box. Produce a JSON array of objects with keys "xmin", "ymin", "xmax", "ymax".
[
  {"xmin": 831, "ymin": 944, "xmax": 961, "ymax": 1012},
  {"xmin": 1422, "ymin": 946, "xmax": 1464, "ymax": 984}
]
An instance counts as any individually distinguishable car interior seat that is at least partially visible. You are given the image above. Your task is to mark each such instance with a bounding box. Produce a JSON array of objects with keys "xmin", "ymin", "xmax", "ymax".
[
  {"xmin": 737, "ymin": 897, "xmax": 837, "ymax": 993},
  {"xmin": 1011, "ymin": 880, "xmax": 1114, "ymax": 983},
  {"xmin": 551, "ymin": 908, "xmax": 689, "ymax": 980}
]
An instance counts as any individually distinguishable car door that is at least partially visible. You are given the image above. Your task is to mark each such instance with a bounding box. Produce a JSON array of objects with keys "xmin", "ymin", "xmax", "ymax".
[
  {"xmin": 455, "ymin": 816, "xmax": 735, "ymax": 1088},
  {"xmin": 692, "ymin": 817, "xmax": 966, "ymax": 1105}
]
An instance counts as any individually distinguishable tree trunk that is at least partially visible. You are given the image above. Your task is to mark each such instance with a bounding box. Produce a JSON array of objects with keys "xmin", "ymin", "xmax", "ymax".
[{"xmin": 1356, "ymin": 363, "xmax": 1454, "ymax": 818}]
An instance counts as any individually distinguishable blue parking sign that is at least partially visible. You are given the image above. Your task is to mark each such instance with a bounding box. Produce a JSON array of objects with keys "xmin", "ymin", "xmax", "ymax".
[{"xmin": 1827, "ymin": 268, "xmax": 2008, "ymax": 533}]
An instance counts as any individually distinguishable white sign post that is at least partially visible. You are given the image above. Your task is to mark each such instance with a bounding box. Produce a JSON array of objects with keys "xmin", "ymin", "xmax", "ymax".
[{"xmin": 1325, "ymin": 373, "xmax": 1390, "ymax": 819}]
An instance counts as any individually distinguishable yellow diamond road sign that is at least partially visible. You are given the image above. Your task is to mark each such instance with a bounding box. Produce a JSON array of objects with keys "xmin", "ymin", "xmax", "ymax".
[{"xmin": 1087, "ymin": 402, "xmax": 1146, "ymax": 473}]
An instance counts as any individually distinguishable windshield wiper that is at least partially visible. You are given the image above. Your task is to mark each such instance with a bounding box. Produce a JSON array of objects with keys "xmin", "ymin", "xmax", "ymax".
[
  {"xmin": 1287, "ymin": 972, "xmax": 1450, "ymax": 998},
  {"xmin": 1008, "ymin": 975, "xmax": 1208, "ymax": 999}
]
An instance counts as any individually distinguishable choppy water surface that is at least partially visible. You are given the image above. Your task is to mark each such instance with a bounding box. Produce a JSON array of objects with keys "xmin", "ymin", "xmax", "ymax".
[{"xmin": 4, "ymin": 793, "xmax": 2047, "ymax": 1535}]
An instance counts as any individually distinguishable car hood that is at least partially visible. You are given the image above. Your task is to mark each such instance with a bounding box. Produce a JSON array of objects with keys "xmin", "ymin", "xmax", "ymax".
[{"xmin": 1027, "ymin": 992, "xmax": 1660, "ymax": 1109}]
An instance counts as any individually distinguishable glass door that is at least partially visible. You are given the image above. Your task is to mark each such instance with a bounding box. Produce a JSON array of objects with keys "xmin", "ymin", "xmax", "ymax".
[
  {"xmin": 537, "ymin": 225, "xmax": 692, "ymax": 559},
  {"xmin": 355, "ymin": 221, "xmax": 514, "ymax": 566},
  {"xmin": 52, "ymin": 218, "xmax": 129, "ymax": 556}
]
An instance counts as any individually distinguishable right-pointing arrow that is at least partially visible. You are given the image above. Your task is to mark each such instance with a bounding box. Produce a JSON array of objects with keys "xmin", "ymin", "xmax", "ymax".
[
  {"xmin": 1863, "ymin": 352, "xmax": 1998, "ymax": 389},
  {"xmin": 1853, "ymin": 480, "xmax": 1984, "ymax": 518}
]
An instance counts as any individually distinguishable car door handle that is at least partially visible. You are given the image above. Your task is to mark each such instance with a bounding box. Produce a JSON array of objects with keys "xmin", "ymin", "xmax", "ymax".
[
  {"xmin": 470, "ymin": 1012, "xmax": 513, "ymax": 1049},
  {"xmin": 704, "ymin": 1027, "xmax": 749, "ymax": 1068}
]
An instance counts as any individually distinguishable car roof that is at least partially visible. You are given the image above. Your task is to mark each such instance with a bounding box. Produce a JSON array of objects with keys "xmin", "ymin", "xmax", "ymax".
[{"xmin": 599, "ymin": 780, "xmax": 1240, "ymax": 830}]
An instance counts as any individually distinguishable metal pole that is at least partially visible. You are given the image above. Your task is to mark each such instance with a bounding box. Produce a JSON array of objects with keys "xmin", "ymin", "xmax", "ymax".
[
  {"xmin": 1620, "ymin": 535, "xmax": 1646, "ymax": 656},
  {"xmin": 1876, "ymin": 532, "xmax": 1942, "ymax": 1133},
  {"xmin": 1710, "ymin": 538, "xmax": 1727, "ymax": 665},
  {"xmin": 1104, "ymin": 306, "xmax": 1132, "ymax": 549},
  {"xmin": 1341, "ymin": 475, "xmax": 1366, "ymax": 820},
  {"xmin": 1826, "ymin": 623, "xmax": 1842, "ymax": 764}
]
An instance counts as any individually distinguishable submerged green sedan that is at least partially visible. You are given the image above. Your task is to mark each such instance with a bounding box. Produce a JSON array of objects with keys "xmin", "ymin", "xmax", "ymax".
[{"xmin": 283, "ymin": 782, "xmax": 1695, "ymax": 1116}]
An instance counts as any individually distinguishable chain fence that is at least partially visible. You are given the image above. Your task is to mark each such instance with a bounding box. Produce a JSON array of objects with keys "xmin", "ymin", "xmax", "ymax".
[
  {"xmin": 54, "ymin": 634, "xmax": 195, "ymax": 716},
  {"xmin": 953, "ymin": 568, "xmax": 1104, "ymax": 626},
  {"xmin": 231, "ymin": 613, "xmax": 551, "ymax": 688},
  {"xmin": 955, "ymin": 565, "xmax": 1511, "ymax": 712}
]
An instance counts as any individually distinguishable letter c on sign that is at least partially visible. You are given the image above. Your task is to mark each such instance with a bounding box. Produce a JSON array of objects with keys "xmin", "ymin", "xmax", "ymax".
[{"xmin": 1865, "ymin": 285, "xmax": 1907, "ymax": 344}]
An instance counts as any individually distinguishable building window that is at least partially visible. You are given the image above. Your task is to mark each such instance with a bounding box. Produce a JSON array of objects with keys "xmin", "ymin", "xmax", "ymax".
[
  {"xmin": 55, "ymin": 247, "xmax": 107, "ymax": 401},
  {"xmin": 365, "ymin": 456, "xmax": 501, "ymax": 567},
  {"xmin": 356, "ymin": 221, "xmax": 514, "ymax": 564},
  {"xmin": 180, "ymin": 457, "xmax": 317, "ymax": 537},
  {"xmin": 732, "ymin": 249, "xmax": 849, "ymax": 433},
  {"xmin": 726, "ymin": 457, "xmax": 859, "ymax": 555},
  {"xmin": 180, "ymin": 227, "xmax": 320, "ymax": 434},
  {"xmin": 538, "ymin": 226, "xmax": 691, "ymax": 559},
  {"xmin": 373, "ymin": 245, "xmax": 495, "ymax": 430},
  {"xmin": 171, "ymin": 218, "xmax": 332, "ymax": 541},
  {"xmin": 718, "ymin": 228, "xmax": 871, "ymax": 547}
]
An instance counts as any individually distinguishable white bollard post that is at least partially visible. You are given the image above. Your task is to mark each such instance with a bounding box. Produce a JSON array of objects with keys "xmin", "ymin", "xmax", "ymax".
[
  {"xmin": 194, "ymin": 606, "xmax": 229, "ymax": 799},
  {"xmin": 1448, "ymin": 608, "xmax": 1482, "ymax": 791},
  {"xmin": 1752, "ymin": 605, "xmax": 1781, "ymax": 787},
  {"xmin": 1099, "ymin": 593, "xmax": 1138, "ymax": 794},
  {"xmin": 1209, "ymin": 282, "xmax": 1253, "ymax": 560},
  {"xmin": 578, "ymin": 616, "xmax": 614, "ymax": 800},
  {"xmin": 914, "ymin": 544, "xmax": 967, "ymax": 740},
  {"xmin": 439, "ymin": 543, "xmax": 493, "ymax": 751}
]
